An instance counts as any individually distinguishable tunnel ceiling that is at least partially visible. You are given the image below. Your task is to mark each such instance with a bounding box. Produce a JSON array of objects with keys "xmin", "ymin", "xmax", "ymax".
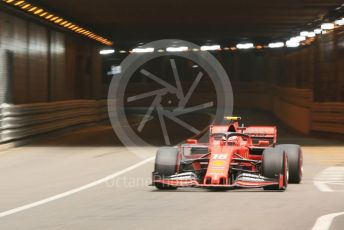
[{"xmin": 34, "ymin": 0, "xmax": 343, "ymax": 47}]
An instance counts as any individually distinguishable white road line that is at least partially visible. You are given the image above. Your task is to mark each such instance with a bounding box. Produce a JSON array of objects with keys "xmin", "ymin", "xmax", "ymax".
[
  {"xmin": 0, "ymin": 156, "xmax": 155, "ymax": 218},
  {"xmin": 314, "ymin": 167, "xmax": 344, "ymax": 192},
  {"xmin": 312, "ymin": 212, "xmax": 344, "ymax": 230}
]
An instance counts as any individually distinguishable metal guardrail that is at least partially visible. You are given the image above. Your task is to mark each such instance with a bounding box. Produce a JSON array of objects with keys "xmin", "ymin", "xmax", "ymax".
[{"xmin": 0, "ymin": 100, "xmax": 109, "ymax": 143}]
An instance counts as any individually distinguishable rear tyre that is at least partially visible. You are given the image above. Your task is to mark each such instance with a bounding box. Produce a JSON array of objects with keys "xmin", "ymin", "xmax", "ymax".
[
  {"xmin": 153, "ymin": 147, "xmax": 179, "ymax": 190},
  {"xmin": 262, "ymin": 148, "xmax": 288, "ymax": 191},
  {"xmin": 276, "ymin": 144, "xmax": 302, "ymax": 183}
]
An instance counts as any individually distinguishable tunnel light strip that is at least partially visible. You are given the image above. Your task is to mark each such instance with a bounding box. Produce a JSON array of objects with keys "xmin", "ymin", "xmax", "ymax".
[
  {"xmin": 335, "ymin": 18, "xmax": 344, "ymax": 26},
  {"xmin": 268, "ymin": 42, "xmax": 285, "ymax": 48},
  {"xmin": 321, "ymin": 23, "xmax": 335, "ymax": 30},
  {"xmin": 124, "ymin": 13, "xmax": 344, "ymax": 53},
  {"xmin": 286, "ymin": 40, "xmax": 300, "ymax": 48},
  {"xmin": 200, "ymin": 45, "xmax": 221, "ymax": 51},
  {"xmin": 132, "ymin": 47, "xmax": 155, "ymax": 53},
  {"xmin": 307, "ymin": 32, "xmax": 316, "ymax": 38},
  {"xmin": 99, "ymin": 49, "xmax": 115, "ymax": 55},
  {"xmin": 236, "ymin": 43, "xmax": 254, "ymax": 49},
  {"xmin": 314, "ymin": 28, "xmax": 322, "ymax": 34},
  {"xmin": 2, "ymin": 0, "xmax": 113, "ymax": 46},
  {"xmin": 166, "ymin": 46, "xmax": 189, "ymax": 52}
]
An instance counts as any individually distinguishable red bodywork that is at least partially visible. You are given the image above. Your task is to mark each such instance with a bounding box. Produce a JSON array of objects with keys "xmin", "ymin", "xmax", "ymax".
[{"xmin": 152, "ymin": 118, "xmax": 287, "ymax": 189}]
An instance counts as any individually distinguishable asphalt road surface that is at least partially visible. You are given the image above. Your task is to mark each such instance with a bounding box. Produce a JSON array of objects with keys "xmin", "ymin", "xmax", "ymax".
[{"xmin": 0, "ymin": 110, "xmax": 343, "ymax": 230}]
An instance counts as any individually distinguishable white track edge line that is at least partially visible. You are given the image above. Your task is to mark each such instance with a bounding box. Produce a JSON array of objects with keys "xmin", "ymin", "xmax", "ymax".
[
  {"xmin": 311, "ymin": 211, "xmax": 344, "ymax": 230},
  {"xmin": 0, "ymin": 156, "xmax": 155, "ymax": 218}
]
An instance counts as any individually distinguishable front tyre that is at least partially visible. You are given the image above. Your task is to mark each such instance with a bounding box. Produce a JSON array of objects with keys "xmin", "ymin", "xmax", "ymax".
[
  {"xmin": 276, "ymin": 144, "xmax": 302, "ymax": 183},
  {"xmin": 262, "ymin": 148, "xmax": 288, "ymax": 191},
  {"xmin": 153, "ymin": 147, "xmax": 179, "ymax": 190}
]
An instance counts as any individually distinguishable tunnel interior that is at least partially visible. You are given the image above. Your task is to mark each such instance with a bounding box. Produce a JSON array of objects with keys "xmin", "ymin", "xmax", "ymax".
[
  {"xmin": 0, "ymin": 0, "xmax": 343, "ymax": 146},
  {"xmin": 1, "ymin": 2, "xmax": 344, "ymax": 230}
]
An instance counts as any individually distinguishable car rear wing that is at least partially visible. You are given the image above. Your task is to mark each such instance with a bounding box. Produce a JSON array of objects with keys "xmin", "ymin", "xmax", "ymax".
[{"xmin": 243, "ymin": 126, "xmax": 277, "ymax": 145}]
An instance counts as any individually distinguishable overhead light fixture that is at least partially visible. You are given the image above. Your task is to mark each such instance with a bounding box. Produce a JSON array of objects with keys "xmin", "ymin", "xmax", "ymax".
[
  {"xmin": 192, "ymin": 48, "xmax": 200, "ymax": 52},
  {"xmin": 335, "ymin": 18, "xmax": 344, "ymax": 26},
  {"xmin": 64, "ymin": 22, "xmax": 72, "ymax": 27},
  {"xmin": 268, "ymin": 42, "xmax": 284, "ymax": 48},
  {"xmin": 21, "ymin": 3, "xmax": 30, "ymax": 9},
  {"xmin": 99, "ymin": 49, "xmax": 115, "ymax": 55},
  {"xmin": 60, "ymin": 21, "xmax": 68, "ymax": 26},
  {"xmin": 28, "ymin": 6, "xmax": 37, "ymax": 12},
  {"xmin": 321, "ymin": 23, "xmax": 334, "ymax": 30},
  {"xmin": 119, "ymin": 50, "xmax": 127, "ymax": 54},
  {"xmin": 290, "ymin": 36, "xmax": 306, "ymax": 42},
  {"xmin": 14, "ymin": 0, "xmax": 24, "ymax": 6},
  {"xmin": 50, "ymin": 16, "xmax": 59, "ymax": 21},
  {"xmin": 307, "ymin": 32, "xmax": 316, "ymax": 38},
  {"xmin": 45, "ymin": 14, "xmax": 54, "ymax": 20},
  {"xmin": 200, "ymin": 45, "xmax": 221, "ymax": 51},
  {"xmin": 54, "ymin": 18, "xmax": 63, "ymax": 23},
  {"xmin": 166, "ymin": 46, "xmax": 188, "ymax": 52},
  {"xmin": 34, "ymin": 9, "xmax": 43, "ymax": 14},
  {"xmin": 314, "ymin": 28, "xmax": 322, "ymax": 34},
  {"xmin": 39, "ymin": 12, "xmax": 48, "ymax": 17},
  {"xmin": 132, "ymin": 47, "xmax": 154, "ymax": 53},
  {"xmin": 300, "ymin": 31, "xmax": 309, "ymax": 37},
  {"xmin": 236, "ymin": 43, "xmax": 254, "ymax": 49},
  {"xmin": 286, "ymin": 40, "xmax": 300, "ymax": 48}
]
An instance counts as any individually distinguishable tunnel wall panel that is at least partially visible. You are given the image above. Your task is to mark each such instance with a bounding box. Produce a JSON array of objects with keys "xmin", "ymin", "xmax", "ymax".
[
  {"xmin": 272, "ymin": 97, "xmax": 311, "ymax": 134},
  {"xmin": 232, "ymin": 82, "xmax": 312, "ymax": 134},
  {"xmin": 50, "ymin": 31, "xmax": 66, "ymax": 101},
  {"xmin": 0, "ymin": 9, "xmax": 102, "ymax": 105},
  {"xmin": 232, "ymin": 82, "xmax": 344, "ymax": 135},
  {"xmin": 27, "ymin": 23, "xmax": 49, "ymax": 103}
]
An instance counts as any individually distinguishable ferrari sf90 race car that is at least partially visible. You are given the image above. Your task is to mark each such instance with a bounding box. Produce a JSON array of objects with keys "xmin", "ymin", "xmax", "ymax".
[{"xmin": 152, "ymin": 117, "xmax": 303, "ymax": 191}]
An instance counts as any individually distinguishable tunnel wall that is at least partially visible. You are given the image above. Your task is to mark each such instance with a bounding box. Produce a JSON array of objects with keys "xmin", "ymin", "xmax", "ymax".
[
  {"xmin": 233, "ymin": 82, "xmax": 312, "ymax": 134},
  {"xmin": 227, "ymin": 27, "xmax": 344, "ymax": 135},
  {"xmin": 233, "ymin": 82, "xmax": 344, "ymax": 135},
  {"xmin": 0, "ymin": 10, "xmax": 103, "ymax": 105}
]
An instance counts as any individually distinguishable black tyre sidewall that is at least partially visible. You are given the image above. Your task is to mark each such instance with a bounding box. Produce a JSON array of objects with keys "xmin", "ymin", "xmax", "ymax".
[
  {"xmin": 262, "ymin": 148, "xmax": 287, "ymax": 190},
  {"xmin": 155, "ymin": 147, "xmax": 179, "ymax": 176},
  {"xmin": 154, "ymin": 147, "xmax": 179, "ymax": 190},
  {"xmin": 276, "ymin": 144, "xmax": 302, "ymax": 183}
]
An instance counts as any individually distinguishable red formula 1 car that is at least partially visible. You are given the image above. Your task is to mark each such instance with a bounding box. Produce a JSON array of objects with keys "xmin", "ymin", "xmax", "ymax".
[{"xmin": 152, "ymin": 117, "xmax": 303, "ymax": 191}]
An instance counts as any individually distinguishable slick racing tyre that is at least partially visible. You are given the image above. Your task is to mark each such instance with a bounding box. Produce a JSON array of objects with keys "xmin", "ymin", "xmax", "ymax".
[
  {"xmin": 154, "ymin": 147, "xmax": 179, "ymax": 190},
  {"xmin": 276, "ymin": 144, "xmax": 303, "ymax": 184},
  {"xmin": 262, "ymin": 148, "xmax": 288, "ymax": 191}
]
